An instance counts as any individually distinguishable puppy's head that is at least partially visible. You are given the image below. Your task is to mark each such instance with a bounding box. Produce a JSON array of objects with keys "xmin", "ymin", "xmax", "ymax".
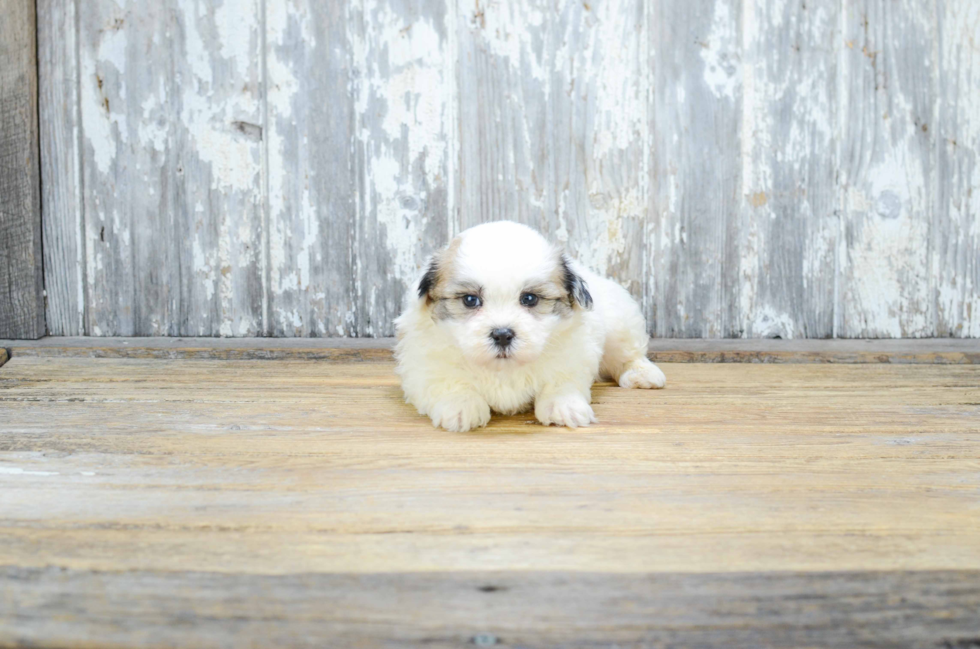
[{"xmin": 416, "ymin": 221, "xmax": 592, "ymax": 367}]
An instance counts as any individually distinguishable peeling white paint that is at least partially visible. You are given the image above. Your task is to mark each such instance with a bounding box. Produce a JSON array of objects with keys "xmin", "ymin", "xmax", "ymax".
[
  {"xmin": 50, "ymin": 0, "xmax": 978, "ymax": 339},
  {"xmin": 475, "ymin": 0, "xmax": 548, "ymax": 90},
  {"xmin": 266, "ymin": 0, "xmax": 311, "ymax": 331},
  {"xmin": 182, "ymin": 0, "xmax": 214, "ymax": 87},
  {"xmin": 81, "ymin": 25, "xmax": 127, "ymax": 175},
  {"xmin": 178, "ymin": 0, "xmax": 261, "ymax": 193},
  {"xmin": 352, "ymin": 0, "xmax": 451, "ymax": 301},
  {"xmin": 588, "ymin": 2, "xmax": 645, "ymax": 161},
  {"xmin": 217, "ymin": 211, "xmax": 234, "ymax": 333},
  {"xmin": 934, "ymin": 1, "xmax": 980, "ymax": 337},
  {"xmin": 215, "ymin": 0, "xmax": 258, "ymax": 63},
  {"xmin": 737, "ymin": 0, "xmax": 762, "ymax": 333},
  {"xmin": 193, "ymin": 237, "xmax": 217, "ymax": 302},
  {"xmin": 551, "ymin": 0, "xmax": 647, "ymax": 283},
  {"xmin": 138, "ymin": 92, "xmax": 168, "ymax": 153},
  {"xmin": 844, "ymin": 148, "xmax": 931, "ymax": 338},
  {"xmin": 701, "ymin": 0, "xmax": 740, "ymax": 100},
  {"xmin": 734, "ymin": 0, "xmax": 841, "ymax": 338},
  {"xmin": 750, "ymin": 306, "xmax": 797, "ymax": 340}
]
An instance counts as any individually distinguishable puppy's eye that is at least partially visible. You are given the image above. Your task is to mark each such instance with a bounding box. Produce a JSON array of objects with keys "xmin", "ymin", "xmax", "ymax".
[
  {"xmin": 461, "ymin": 294, "xmax": 482, "ymax": 309},
  {"xmin": 520, "ymin": 293, "xmax": 539, "ymax": 307}
]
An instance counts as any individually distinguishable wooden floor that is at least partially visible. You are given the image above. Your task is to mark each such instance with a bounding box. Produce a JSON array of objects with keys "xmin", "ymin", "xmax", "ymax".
[{"xmin": 1, "ymin": 352, "xmax": 979, "ymax": 647}]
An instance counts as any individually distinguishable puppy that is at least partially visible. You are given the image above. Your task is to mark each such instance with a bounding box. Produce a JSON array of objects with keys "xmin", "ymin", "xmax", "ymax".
[{"xmin": 394, "ymin": 221, "xmax": 666, "ymax": 432}]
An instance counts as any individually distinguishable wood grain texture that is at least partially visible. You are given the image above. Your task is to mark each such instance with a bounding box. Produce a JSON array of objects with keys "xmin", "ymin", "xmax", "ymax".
[
  {"xmin": 350, "ymin": 0, "xmax": 453, "ymax": 336},
  {"xmin": 737, "ymin": 0, "xmax": 839, "ymax": 338},
  {"xmin": 172, "ymin": 0, "xmax": 265, "ymax": 337},
  {"xmin": 838, "ymin": 0, "xmax": 937, "ymax": 337},
  {"xmin": 0, "ymin": 348, "xmax": 7, "ymax": 368},
  {"xmin": 647, "ymin": 0, "xmax": 742, "ymax": 337},
  {"xmin": 37, "ymin": 0, "xmax": 84, "ymax": 336},
  {"xmin": 0, "ymin": 358, "xmax": 979, "ymax": 645},
  {"xmin": 0, "ymin": 359, "xmax": 978, "ymax": 574},
  {"xmin": 4, "ymin": 568, "xmax": 980, "ymax": 649},
  {"xmin": 456, "ymin": 0, "xmax": 647, "ymax": 298},
  {"xmin": 0, "ymin": 0, "xmax": 45, "ymax": 340},
  {"xmin": 265, "ymin": 0, "xmax": 355, "ymax": 337},
  {"xmin": 935, "ymin": 0, "xmax": 980, "ymax": 337},
  {"xmin": 74, "ymin": 0, "xmax": 265, "ymax": 337},
  {"xmin": 77, "ymin": 0, "xmax": 163, "ymax": 336},
  {"xmin": 2, "ymin": 337, "xmax": 979, "ymax": 363}
]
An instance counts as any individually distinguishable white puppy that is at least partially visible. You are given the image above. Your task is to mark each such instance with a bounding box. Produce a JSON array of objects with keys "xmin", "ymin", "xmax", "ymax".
[{"xmin": 394, "ymin": 221, "xmax": 666, "ymax": 432}]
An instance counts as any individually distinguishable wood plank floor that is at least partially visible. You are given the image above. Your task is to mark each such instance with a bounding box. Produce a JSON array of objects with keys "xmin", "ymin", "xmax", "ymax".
[{"xmin": 1, "ymin": 356, "xmax": 979, "ymax": 647}]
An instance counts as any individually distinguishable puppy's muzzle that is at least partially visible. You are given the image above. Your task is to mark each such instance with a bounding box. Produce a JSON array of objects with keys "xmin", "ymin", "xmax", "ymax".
[{"xmin": 490, "ymin": 327, "xmax": 516, "ymax": 350}]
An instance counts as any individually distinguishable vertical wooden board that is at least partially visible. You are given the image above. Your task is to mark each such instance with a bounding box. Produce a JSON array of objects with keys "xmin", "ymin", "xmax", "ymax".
[
  {"xmin": 935, "ymin": 0, "xmax": 980, "ymax": 337},
  {"xmin": 0, "ymin": 0, "xmax": 45, "ymax": 340},
  {"xmin": 78, "ymin": 0, "xmax": 263, "ymax": 336},
  {"xmin": 455, "ymin": 0, "xmax": 553, "ymax": 232},
  {"xmin": 171, "ymin": 0, "xmax": 264, "ymax": 336},
  {"xmin": 38, "ymin": 0, "xmax": 85, "ymax": 336},
  {"xmin": 267, "ymin": 0, "xmax": 454, "ymax": 338},
  {"xmin": 737, "ymin": 0, "xmax": 839, "ymax": 339},
  {"xmin": 838, "ymin": 0, "xmax": 937, "ymax": 338},
  {"xmin": 455, "ymin": 0, "xmax": 646, "ymax": 297},
  {"xmin": 553, "ymin": 0, "xmax": 647, "ymax": 298},
  {"xmin": 648, "ymin": 0, "xmax": 743, "ymax": 337},
  {"xmin": 265, "ymin": 1, "xmax": 355, "ymax": 337},
  {"xmin": 77, "ymin": 1, "xmax": 168, "ymax": 335},
  {"xmin": 350, "ymin": 0, "xmax": 453, "ymax": 336}
]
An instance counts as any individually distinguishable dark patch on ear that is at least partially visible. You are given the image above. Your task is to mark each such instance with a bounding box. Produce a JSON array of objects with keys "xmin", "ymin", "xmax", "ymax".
[
  {"xmin": 561, "ymin": 255, "xmax": 593, "ymax": 310},
  {"xmin": 417, "ymin": 258, "xmax": 439, "ymax": 302}
]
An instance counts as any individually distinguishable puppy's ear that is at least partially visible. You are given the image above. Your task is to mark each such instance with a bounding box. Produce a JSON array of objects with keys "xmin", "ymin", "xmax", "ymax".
[
  {"xmin": 417, "ymin": 257, "xmax": 440, "ymax": 304},
  {"xmin": 417, "ymin": 237, "xmax": 461, "ymax": 305},
  {"xmin": 560, "ymin": 254, "xmax": 593, "ymax": 310}
]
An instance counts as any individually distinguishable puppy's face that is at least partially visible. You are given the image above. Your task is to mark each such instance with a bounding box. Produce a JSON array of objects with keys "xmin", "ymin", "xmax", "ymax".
[{"xmin": 417, "ymin": 222, "xmax": 592, "ymax": 367}]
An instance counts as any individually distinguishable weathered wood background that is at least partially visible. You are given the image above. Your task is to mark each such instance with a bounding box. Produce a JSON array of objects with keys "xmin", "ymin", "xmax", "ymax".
[
  {"xmin": 37, "ymin": 0, "xmax": 979, "ymax": 338},
  {"xmin": 0, "ymin": 0, "xmax": 44, "ymax": 339}
]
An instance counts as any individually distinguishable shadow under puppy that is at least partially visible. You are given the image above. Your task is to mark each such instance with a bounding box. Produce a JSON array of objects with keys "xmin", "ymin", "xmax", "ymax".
[{"xmin": 395, "ymin": 221, "xmax": 666, "ymax": 432}]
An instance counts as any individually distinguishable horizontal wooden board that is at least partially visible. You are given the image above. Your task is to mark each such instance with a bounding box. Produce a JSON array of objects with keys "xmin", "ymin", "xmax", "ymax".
[
  {"xmin": 0, "ymin": 338, "xmax": 394, "ymax": 362},
  {"xmin": 2, "ymin": 337, "xmax": 979, "ymax": 363},
  {"xmin": 4, "ymin": 567, "xmax": 980, "ymax": 649}
]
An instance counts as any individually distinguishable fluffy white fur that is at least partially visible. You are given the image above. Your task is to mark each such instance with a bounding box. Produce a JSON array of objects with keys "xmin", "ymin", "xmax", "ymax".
[{"xmin": 394, "ymin": 221, "xmax": 666, "ymax": 432}]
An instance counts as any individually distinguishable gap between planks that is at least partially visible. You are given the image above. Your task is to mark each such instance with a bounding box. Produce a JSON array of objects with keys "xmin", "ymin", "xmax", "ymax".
[{"xmin": 0, "ymin": 337, "xmax": 978, "ymax": 364}]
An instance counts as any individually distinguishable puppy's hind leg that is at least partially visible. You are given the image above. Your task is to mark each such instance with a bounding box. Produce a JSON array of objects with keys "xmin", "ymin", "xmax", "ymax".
[
  {"xmin": 616, "ymin": 357, "xmax": 667, "ymax": 389},
  {"xmin": 598, "ymin": 301, "xmax": 666, "ymax": 390}
]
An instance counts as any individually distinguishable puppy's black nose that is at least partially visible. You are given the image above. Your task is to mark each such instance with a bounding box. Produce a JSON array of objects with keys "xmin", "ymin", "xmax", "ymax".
[{"xmin": 490, "ymin": 327, "xmax": 515, "ymax": 348}]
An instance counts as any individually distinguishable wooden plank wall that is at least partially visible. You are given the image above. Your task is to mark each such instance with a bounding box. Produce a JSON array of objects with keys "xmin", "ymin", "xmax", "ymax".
[
  {"xmin": 36, "ymin": 0, "xmax": 980, "ymax": 338},
  {"xmin": 0, "ymin": 0, "xmax": 45, "ymax": 339}
]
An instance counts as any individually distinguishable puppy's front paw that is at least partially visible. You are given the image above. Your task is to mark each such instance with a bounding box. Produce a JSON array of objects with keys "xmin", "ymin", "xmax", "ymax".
[
  {"xmin": 535, "ymin": 393, "xmax": 596, "ymax": 428},
  {"xmin": 429, "ymin": 394, "xmax": 491, "ymax": 432},
  {"xmin": 618, "ymin": 359, "xmax": 667, "ymax": 389}
]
